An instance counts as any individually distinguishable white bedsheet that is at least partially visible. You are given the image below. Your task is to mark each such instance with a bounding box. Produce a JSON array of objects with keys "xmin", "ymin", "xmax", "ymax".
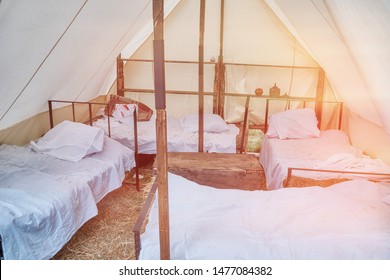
[
  {"xmin": 139, "ymin": 173, "xmax": 390, "ymax": 260},
  {"xmin": 0, "ymin": 163, "xmax": 97, "ymax": 260},
  {"xmin": 1, "ymin": 136, "xmax": 135, "ymax": 203},
  {"xmin": 0, "ymin": 137, "xmax": 135, "ymax": 259},
  {"xmin": 94, "ymin": 116, "xmax": 239, "ymax": 154},
  {"xmin": 258, "ymin": 130, "xmax": 388, "ymax": 190}
]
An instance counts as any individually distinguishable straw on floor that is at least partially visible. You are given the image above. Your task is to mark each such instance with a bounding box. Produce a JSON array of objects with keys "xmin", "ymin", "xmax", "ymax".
[{"xmin": 52, "ymin": 161, "xmax": 155, "ymax": 260}]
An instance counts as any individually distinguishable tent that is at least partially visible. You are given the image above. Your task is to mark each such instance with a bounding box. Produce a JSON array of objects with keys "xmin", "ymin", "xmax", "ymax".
[{"xmin": 1, "ymin": 0, "xmax": 389, "ymax": 164}]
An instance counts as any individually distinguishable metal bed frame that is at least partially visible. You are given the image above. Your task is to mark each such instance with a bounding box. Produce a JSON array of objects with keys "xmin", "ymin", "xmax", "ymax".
[
  {"xmin": 48, "ymin": 99, "xmax": 140, "ymax": 191},
  {"xmin": 284, "ymin": 167, "xmax": 390, "ymax": 187}
]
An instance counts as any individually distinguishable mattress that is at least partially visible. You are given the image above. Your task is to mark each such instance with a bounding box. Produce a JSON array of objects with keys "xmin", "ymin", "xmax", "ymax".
[
  {"xmin": 0, "ymin": 136, "xmax": 135, "ymax": 259},
  {"xmin": 259, "ymin": 130, "xmax": 390, "ymax": 190},
  {"xmin": 139, "ymin": 173, "xmax": 390, "ymax": 260},
  {"xmin": 0, "ymin": 154, "xmax": 97, "ymax": 260},
  {"xmin": 94, "ymin": 116, "xmax": 240, "ymax": 154},
  {"xmin": 0, "ymin": 136, "xmax": 135, "ymax": 203}
]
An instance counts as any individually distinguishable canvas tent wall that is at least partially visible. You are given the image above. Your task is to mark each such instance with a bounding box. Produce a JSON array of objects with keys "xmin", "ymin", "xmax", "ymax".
[
  {"xmin": 0, "ymin": 0, "xmax": 389, "ymax": 164},
  {"xmin": 0, "ymin": 0, "xmax": 180, "ymax": 144},
  {"xmin": 115, "ymin": 0, "xmax": 331, "ymax": 121}
]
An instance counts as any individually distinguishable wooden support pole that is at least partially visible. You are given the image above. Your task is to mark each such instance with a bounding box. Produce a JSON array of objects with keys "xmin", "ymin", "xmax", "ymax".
[
  {"xmin": 198, "ymin": 0, "xmax": 205, "ymax": 152},
  {"xmin": 152, "ymin": 0, "xmax": 170, "ymax": 260},
  {"xmin": 117, "ymin": 54, "xmax": 125, "ymax": 96},
  {"xmin": 213, "ymin": 61, "xmax": 220, "ymax": 114},
  {"xmin": 72, "ymin": 103, "xmax": 76, "ymax": 122},
  {"xmin": 315, "ymin": 68, "xmax": 325, "ymax": 129},
  {"xmin": 88, "ymin": 103, "xmax": 92, "ymax": 126},
  {"xmin": 133, "ymin": 108, "xmax": 140, "ymax": 191},
  {"xmin": 48, "ymin": 101, "xmax": 54, "ymax": 128},
  {"xmin": 240, "ymin": 96, "xmax": 250, "ymax": 154},
  {"xmin": 217, "ymin": 0, "xmax": 225, "ymax": 118},
  {"xmin": 213, "ymin": 0, "xmax": 225, "ymax": 116},
  {"xmin": 218, "ymin": 60, "xmax": 226, "ymax": 118}
]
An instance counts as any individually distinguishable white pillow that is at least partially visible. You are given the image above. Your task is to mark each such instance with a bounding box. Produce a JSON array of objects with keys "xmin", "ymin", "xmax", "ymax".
[
  {"xmin": 266, "ymin": 108, "xmax": 320, "ymax": 139},
  {"xmin": 112, "ymin": 104, "xmax": 137, "ymax": 127},
  {"xmin": 30, "ymin": 120, "xmax": 104, "ymax": 162},
  {"xmin": 112, "ymin": 103, "xmax": 135, "ymax": 118},
  {"xmin": 180, "ymin": 113, "xmax": 229, "ymax": 133}
]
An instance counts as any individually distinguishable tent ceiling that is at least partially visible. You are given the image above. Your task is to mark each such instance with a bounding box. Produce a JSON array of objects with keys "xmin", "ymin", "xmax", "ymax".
[
  {"xmin": 0, "ymin": 0, "xmax": 389, "ymax": 138},
  {"xmin": 0, "ymin": 0, "xmax": 178, "ymax": 130}
]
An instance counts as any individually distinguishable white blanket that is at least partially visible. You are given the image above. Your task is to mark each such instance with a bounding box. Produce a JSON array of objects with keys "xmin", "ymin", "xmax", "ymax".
[
  {"xmin": 312, "ymin": 153, "xmax": 390, "ymax": 181},
  {"xmin": 259, "ymin": 130, "xmax": 371, "ymax": 190},
  {"xmin": 0, "ymin": 165, "xmax": 97, "ymax": 260},
  {"xmin": 139, "ymin": 173, "xmax": 390, "ymax": 260},
  {"xmin": 94, "ymin": 116, "xmax": 239, "ymax": 154},
  {"xmin": 0, "ymin": 136, "xmax": 135, "ymax": 259},
  {"xmin": 1, "ymin": 137, "xmax": 135, "ymax": 203}
]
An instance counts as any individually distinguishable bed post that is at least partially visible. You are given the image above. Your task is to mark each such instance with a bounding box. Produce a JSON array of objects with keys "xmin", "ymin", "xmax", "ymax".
[
  {"xmin": 198, "ymin": 0, "xmax": 206, "ymax": 152},
  {"xmin": 153, "ymin": 0, "xmax": 170, "ymax": 260},
  {"xmin": 133, "ymin": 108, "xmax": 140, "ymax": 192},
  {"xmin": 48, "ymin": 100, "xmax": 54, "ymax": 128}
]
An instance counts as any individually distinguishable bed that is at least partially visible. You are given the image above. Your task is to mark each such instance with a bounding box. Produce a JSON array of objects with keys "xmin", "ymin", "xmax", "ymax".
[
  {"xmin": 259, "ymin": 108, "xmax": 390, "ymax": 190},
  {"xmin": 94, "ymin": 115, "xmax": 239, "ymax": 154},
  {"xmin": 137, "ymin": 172, "xmax": 390, "ymax": 260},
  {"xmin": 93, "ymin": 101, "xmax": 240, "ymax": 154},
  {"xmin": 0, "ymin": 121, "xmax": 136, "ymax": 259}
]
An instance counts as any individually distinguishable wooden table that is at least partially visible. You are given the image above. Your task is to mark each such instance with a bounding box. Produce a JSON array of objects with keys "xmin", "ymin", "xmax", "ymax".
[{"xmin": 158, "ymin": 152, "xmax": 263, "ymax": 191}]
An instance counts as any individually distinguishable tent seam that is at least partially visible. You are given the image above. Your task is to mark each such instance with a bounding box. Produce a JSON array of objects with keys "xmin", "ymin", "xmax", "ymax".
[{"xmin": 0, "ymin": 0, "xmax": 89, "ymax": 121}]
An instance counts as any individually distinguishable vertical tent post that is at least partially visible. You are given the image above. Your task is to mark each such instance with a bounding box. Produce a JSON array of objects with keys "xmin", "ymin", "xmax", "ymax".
[
  {"xmin": 198, "ymin": 0, "xmax": 206, "ymax": 152},
  {"xmin": 240, "ymin": 96, "xmax": 250, "ymax": 153},
  {"xmin": 315, "ymin": 68, "xmax": 325, "ymax": 129},
  {"xmin": 152, "ymin": 0, "xmax": 170, "ymax": 260},
  {"xmin": 218, "ymin": 0, "xmax": 225, "ymax": 118},
  {"xmin": 213, "ymin": 0, "xmax": 225, "ymax": 117},
  {"xmin": 117, "ymin": 54, "xmax": 125, "ymax": 96}
]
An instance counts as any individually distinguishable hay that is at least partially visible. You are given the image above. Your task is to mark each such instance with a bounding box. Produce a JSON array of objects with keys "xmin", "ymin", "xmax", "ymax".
[
  {"xmin": 235, "ymin": 126, "xmax": 264, "ymax": 153},
  {"xmin": 284, "ymin": 176, "xmax": 350, "ymax": 188},
  {"xmin": 52, "ymin": 161, "xmax": 155, "ymax": 260}
]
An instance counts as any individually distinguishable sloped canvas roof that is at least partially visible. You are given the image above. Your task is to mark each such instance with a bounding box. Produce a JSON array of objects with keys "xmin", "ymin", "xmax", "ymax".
[{"xmin": 0, "ymin": 0, "xmax": 389, "ymax": 162}]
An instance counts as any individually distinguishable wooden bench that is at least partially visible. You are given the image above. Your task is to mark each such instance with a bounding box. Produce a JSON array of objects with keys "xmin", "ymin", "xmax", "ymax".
[{"xmin": 156, "ymin": 152, "xmax": 264, "ymax": 191}]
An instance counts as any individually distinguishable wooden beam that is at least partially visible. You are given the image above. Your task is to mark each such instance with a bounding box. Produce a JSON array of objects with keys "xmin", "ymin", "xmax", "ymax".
[
  {"xmin": 198, "ymin": 0, "xmax": 205, "ymax": 152},
  {"xmin": 315, "ymin": 68, "xmax": 325, "ymax": 128},
  {"xmin": 213, "ymin": 0, "xmax": 225, "ymax": 117},
  {"xmin": 219, "ymin": 0, "xmax": 224, "ymax": 59},
  {"xmin": 218, "ymin": 61, "xmax": 225, "ymax": 118},
  {"xmin": 213, "ymin": 60, "xmax": 220, "ymax": 114},
  {"xmin": 121, "ymin": 58, "xmax": 216, "ymax": 65},
  {"xmin": 240, "ymin": 96, "xmax": 250, "ymax": 154},
  {"xmin": 224, "ymin": 61, "xmax": 320, "ymax": 70},
  {"xmin": 218, "ymin": 0, "xmax": 225, "ymax": 118},
  {"xmin": 117, "ymin": 54, "xmax": 125, "ymax": 96},
  {"xmin": 152, "ymin": 0, "xmax": 170, "ymax": 260},
  {"xmin": 123, "ymin": 88, "xmax": 214, "ymax": 96}
]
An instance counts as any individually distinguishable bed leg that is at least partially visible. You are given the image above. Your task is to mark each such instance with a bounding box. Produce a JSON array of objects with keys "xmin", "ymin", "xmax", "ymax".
[
  {"xmin": 135, "ymin": 165, "xmax": 140, "ymax": 192},
  {"xmin": 285, "ymin": 168, "xmax": 292, "ymax": 187}
]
